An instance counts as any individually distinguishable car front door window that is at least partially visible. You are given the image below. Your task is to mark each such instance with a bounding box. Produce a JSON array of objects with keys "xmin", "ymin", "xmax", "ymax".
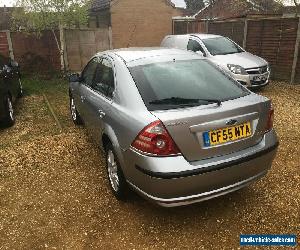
[
  {"xmin": 92, "ymin": 58, "xmax": 115, "ymax": 98},
  {"xmin": 187, "ymin": 39, "xmax": 206, "ymax": 56},
  {"xmin": 82, "ymin": 58, "xmax": 98, "ymax": 86}
]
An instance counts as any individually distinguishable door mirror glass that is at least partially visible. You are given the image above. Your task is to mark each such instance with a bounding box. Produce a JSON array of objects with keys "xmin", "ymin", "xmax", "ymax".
[
  {"xmin": 195, "ymin": 51, "xmax": 204, "ymax": 57},
  {"xmin": 69, "ymin": 73, "xmax": 81, "ymax": 82}
]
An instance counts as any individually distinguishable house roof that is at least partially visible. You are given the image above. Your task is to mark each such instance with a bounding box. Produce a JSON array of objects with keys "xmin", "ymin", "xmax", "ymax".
[
  {"xmin": 91, "ymin": 0, "xmax": 110, "ymax": 11},
  {"xmin": 90, "ymin": 0, "xmax": 177, "ymax": 11},
  {"xmin": 193, "ymin": 0, "xmax": 283, "ymax": 19}
]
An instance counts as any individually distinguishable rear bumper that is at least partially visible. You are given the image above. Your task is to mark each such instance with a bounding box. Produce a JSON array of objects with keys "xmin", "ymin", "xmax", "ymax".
[
  {"xmin": 123, "ymin": 130, "xmax": 278, "ymax": 207},
  {"xmin": 128, "ymin": 170, "xmax": 268, "ymax": 207}
]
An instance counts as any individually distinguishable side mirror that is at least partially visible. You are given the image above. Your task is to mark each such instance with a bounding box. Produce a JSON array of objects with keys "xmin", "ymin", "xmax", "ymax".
[
  {"xmin": 195, "ymin": 51, "xmax": 204, "ymax": 57},
  {"xmin": 69, "ymin": 73, "xmax": 81, "ymax": 82}
]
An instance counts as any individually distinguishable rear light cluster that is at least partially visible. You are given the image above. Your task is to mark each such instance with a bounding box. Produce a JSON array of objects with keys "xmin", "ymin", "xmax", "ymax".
[
  {"xmin": 131, "ymin": 120, "xmax": 181, "ymax": 156},
  {"xmin": 266, "ymin": 106, "xmax": 274, "ymax": 132}
]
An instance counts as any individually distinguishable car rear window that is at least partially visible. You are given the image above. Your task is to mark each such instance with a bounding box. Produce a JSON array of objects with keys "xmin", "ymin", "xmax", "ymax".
[{"xmin": 129, "ymin": 59, "xmax": 249, "ymax": 111}]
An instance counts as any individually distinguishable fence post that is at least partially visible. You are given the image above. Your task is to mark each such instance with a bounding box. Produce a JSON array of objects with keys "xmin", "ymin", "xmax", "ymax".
[
  {"xmin": 62, "ymin": 28, "xmax": 69, "ymax": 71},
  {"xmin": 243, "ymin": 18, "xmax": 248, "ymax": 49},
  {"xmin": 290, "ymin": 17, "xmax": 300, "ymax": 84},
  {"xmin": 109, "ymin": 26, "xmax": 113, "ymax": 49},
  {"xmin": 5, "ymin": 30, "xmax": 14, "ymax": 60},
  {"xmin": 206, "ymin": 20, "xmax": 209, "ymax": 33},
  {"xmin": 172, "ymin": 19, "xmax": 175, "ymax": 35}
]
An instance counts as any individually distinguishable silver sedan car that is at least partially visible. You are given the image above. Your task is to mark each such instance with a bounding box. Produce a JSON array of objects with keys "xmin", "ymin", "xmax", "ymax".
[
  {"xmin": 161, "ymin": 34, "xmax": 270, "ymax": 88},
  {"xmin": 69, "ymin": 48, "xmax": 278, "ymax": 207}
]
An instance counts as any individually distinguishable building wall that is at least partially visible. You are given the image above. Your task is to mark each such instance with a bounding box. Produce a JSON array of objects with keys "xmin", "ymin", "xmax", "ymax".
[{"xmin": 111, "ymin": 0, "xmax": 182, "ymax": 48}]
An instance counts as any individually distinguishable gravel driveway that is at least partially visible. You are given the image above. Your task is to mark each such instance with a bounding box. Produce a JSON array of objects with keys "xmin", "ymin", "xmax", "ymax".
[{"xmin": 0, "ymin": 79, "xmax": 299, "ymax": 249}]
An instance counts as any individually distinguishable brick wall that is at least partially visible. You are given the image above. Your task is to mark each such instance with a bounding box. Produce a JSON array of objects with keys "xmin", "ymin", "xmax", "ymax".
[
  {"xmin": 11, "ymin": 31, "xmax": 60, "ymax": 72},
  {"xmin": 0, "ymin": 31, "xmax": 9, "ymax": 58},
  {"xmin": 111, "ymin": 0, "xmax": 182, "ymax": 48}
]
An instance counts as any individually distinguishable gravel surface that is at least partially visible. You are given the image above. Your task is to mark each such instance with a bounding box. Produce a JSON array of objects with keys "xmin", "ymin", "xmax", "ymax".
[{"xmin": 0, "ymin": 81, "xmax": 299, "ymax": 249}]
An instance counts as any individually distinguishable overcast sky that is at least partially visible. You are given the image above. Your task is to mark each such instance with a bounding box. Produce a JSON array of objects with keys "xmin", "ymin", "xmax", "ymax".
[
  {"xmin": 0, "ymin": 0, "xmax": 13, "ymax": 6},
  {"xmin": 171, "ymin": 0, "xmax": 186, "ymax": 8}
]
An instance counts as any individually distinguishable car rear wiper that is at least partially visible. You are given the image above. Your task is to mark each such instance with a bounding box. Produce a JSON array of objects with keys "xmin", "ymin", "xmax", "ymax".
[{"xmin": 149, "ymin": 97, "xmax": 221, "ymax": 106}]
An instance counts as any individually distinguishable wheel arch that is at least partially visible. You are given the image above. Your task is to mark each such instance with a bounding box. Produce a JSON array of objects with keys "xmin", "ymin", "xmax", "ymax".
[{"xmin": 101, "ymin": 125, "xmax": 128, "ymax": 176}]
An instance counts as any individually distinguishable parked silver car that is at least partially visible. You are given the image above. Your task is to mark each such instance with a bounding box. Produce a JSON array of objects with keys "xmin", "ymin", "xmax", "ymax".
[
  {"xmin": 69, "ymin": 48, "xmax": 278, "ymax": 207},
  {"xmin": 161, "ymin": 34, "xmax": 270, "ymax": 88}
]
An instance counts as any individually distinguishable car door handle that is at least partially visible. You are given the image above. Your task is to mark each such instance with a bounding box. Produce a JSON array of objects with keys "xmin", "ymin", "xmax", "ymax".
[{"xmin": 98, "ymin": 110, "xmax": 106, "ymax": 118}]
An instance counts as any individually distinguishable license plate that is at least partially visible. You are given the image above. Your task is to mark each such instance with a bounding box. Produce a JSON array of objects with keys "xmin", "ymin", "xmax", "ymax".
[
  {"xmin": 203, "ymin": 122, "xmax": 252, "ymax": 147},
  {"xmin": 253, "ymin": 75, "xmax": 266, "ymax": 82}
]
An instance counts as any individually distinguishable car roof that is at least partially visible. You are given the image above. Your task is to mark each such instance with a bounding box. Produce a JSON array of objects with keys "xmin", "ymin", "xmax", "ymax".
[
  {"xmin": 103, "ymin": 47, "xmax": 199, "ymax": 63},
  {"xmin": 190, "ymin": 33, "xmax": 223, "ymax": 39},
  {"xmin": 166, "ymin": 33, "xmax": 223, "ymax": 40}
]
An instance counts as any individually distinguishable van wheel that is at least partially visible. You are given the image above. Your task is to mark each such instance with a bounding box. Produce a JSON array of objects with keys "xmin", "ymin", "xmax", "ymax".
[
  {"xmin": 3, "ymin": 95, "xmax": 15, "ymax": 127},
  {"xmin": 69, "ymin": 96, "xmax": 82, "ymax": 125},
  {"xmin": 105, "ymin": 142, "xmax": 128, "ymax": 200}
]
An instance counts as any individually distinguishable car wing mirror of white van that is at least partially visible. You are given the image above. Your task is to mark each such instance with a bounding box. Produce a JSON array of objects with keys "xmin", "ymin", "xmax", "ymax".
[{"xmin": 195, "ymin": 51, "xmax": 204, "ymax": 57}]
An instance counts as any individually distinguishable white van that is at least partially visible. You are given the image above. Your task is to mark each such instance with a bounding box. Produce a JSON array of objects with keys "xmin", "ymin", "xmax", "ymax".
[{"xmin": 161, "ymin": 34, "xmax": 270, "ymax": 88}]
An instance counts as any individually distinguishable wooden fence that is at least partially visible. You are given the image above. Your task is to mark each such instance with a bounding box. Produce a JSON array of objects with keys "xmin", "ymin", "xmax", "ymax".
[
  {"xmin": 0, "ymin": 31, "xmax": 10, "ymax": 58},
  {"xmin": 65, "ymin": 28, "xmax": 110, "ymax": 72},
  {"xmin": 0, "ymin": 28, "xmax": 111, "ymax": 72},
  {"xmin": 173, "ymin": 17, "xmax": 300, "ymax": 84}
]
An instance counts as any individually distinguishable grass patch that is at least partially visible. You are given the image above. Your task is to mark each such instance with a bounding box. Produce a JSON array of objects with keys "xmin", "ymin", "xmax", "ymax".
[
  {"xmin": 21, "ymin": 75, "xmax": 73, "ymax": 129},
  {"xmin": 22, "ymin": 75, "xmax": 69, "ymax": 97}
]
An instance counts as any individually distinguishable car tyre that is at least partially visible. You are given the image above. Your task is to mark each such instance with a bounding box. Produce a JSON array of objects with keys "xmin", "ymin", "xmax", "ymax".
[
  {"xmin": 105, "ymin": 142, "xmax": 128, "ymax": 200},
  {"xmin": 3, "ymin": 95, "xmax": 15, "ymax": 127},
  {"xmin": 69, "ymin": 96, "xmax": 83, "ymax": 125}
]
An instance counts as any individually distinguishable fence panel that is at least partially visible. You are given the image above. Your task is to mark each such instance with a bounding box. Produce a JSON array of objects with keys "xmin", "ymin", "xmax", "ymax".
[
  {"xmin": 208, "ymin": 21, "xmax": 245, "ymax": 47},
  {"xmin": 0, "ymin": 31, "xmax": 9, "ymax": 58},
  {"xmin": 65, "ymin": 28, "xmax": 110, "ymax": 72},
  {"xmin": 246, "ymin": 18, "xmax": 298, "ymax": 81},
  {"xmin": 10, "ymin": 31, "xmax": 60, "ymax": 72},
  {"xmin": 173, "ymin": 20, "xmax": 206, "ymax": 35}
]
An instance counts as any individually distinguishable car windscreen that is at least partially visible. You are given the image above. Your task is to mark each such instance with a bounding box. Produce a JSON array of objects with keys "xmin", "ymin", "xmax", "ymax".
[
  {"xmin": 129, "ymin": 59, "xmax": 249, "ymax": 111},
  {"xmin": 202, "ymin": 37, "xmax": 244, "ymax": 56}
]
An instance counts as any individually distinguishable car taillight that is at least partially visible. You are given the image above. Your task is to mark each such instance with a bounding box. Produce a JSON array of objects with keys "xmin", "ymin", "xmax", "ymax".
[
  {"xmin": 131, "ymin": 120, "xmax": 181, "ymax": 156},
  {"xmin": 266, "ymin": 106, "xmax": 274, "ymax": 132}
]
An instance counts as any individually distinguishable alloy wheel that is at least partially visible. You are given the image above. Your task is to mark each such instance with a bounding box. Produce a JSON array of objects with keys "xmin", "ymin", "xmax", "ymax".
[
  {"xmin": 107, "ymin": 150, "xmax": 119, "ymax": 192},
  {"xmin": 7, "ymin": 97, "xmax": 14, "ymax": 121},
  {"xmin": 70, "ymin": 98, "xmax": 77, "ymax": 121}
]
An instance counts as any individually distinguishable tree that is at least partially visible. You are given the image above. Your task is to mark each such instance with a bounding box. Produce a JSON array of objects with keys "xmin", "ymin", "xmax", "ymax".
[
  {"xmin": 184, "ymin": 0, "xmax": 205, "ymax": 13},
  {"xmin": 286, "ymin": 0, "xmax": 300, "ymax": 15},
  {"xmin": 12, "ymin": 0, "xmax": 91, "ymax": 72}
]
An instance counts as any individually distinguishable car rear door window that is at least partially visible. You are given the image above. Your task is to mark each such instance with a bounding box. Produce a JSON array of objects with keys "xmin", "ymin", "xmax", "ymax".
[
  {"xmin": 92, "ymin": 57, "xmax": 115, "ymax": 98},
  {"xmin": 82, "ymin": 58, "xmax": 98, "ymax": 86},
  {"xmin": 187, "ymin": 39, "xmax": 206, "ymax": 55}
]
